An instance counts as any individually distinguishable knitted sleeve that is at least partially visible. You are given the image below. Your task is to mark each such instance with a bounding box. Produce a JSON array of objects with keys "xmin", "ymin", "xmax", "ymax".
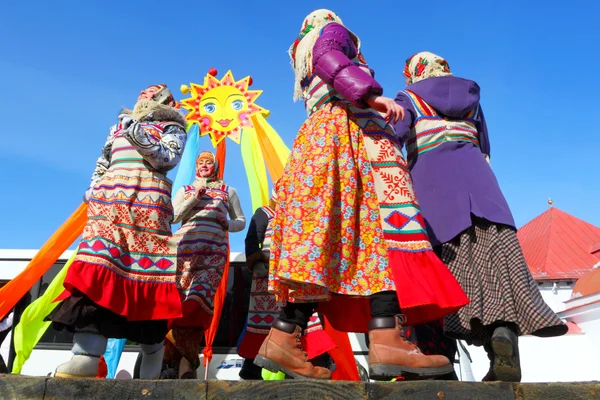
[
  {"xmin": 226, "ymin": 187, "xmax": 247, "ymax": 233},
  {"xmin": 172, "ymin": 185, "xmax": 200, "ymax": 224},
  {"xmin": 124, "ymin": 123, "xmax": 187, "ymax": 171},
  {"xmin": 312, "ymin": 23, "xmax": 383, "ymax": 108}
]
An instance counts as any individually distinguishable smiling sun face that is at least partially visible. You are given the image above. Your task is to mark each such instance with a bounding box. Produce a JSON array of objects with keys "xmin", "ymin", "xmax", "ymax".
[
  {"xmin": 200, "ymin": 85, "xmax": 248, "ymax": 135},
  {"xmin": 181, "ymin": 70, "xmax": 263, "ymax": 146}
]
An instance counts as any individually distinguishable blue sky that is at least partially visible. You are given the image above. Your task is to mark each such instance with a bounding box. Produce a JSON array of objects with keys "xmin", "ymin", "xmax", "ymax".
[{"xmin": 1, "ymin": 0, "xmax": 598, "ymax": 253}]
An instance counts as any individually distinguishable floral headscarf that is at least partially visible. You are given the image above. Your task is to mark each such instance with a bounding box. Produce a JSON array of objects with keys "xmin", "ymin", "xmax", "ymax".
[
  {"xmin": 289, "ymin": 9, "xmax": 359, "ymax": 101},
  {"xmin": 404, "ymin": 52, "xmax": 452, "ymax": 85}
]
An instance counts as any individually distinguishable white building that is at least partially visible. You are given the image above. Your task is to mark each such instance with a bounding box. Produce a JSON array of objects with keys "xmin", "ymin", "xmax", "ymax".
[{"xmin": 460, "ymin": 206, "xmax": 600, "ymax": 382}]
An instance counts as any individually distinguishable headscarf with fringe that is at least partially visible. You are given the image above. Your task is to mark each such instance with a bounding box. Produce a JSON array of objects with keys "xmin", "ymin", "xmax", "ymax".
[
  {"xmin": 289, "ymin": 9, "xmax": 360, "ymax": 101},
  {"xmin": 404, "ymin": 52, "xmax": 452, "ymax": 85}
]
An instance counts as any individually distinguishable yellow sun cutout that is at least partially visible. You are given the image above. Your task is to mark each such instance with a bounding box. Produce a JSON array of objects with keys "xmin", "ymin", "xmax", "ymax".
[{"xmin": 180, "ymin": 70, "xmax": 264, "ymax": 147}]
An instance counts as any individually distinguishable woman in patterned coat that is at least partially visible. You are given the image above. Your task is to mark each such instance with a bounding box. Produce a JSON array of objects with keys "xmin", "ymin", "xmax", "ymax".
[
  {"xmin": 50, "ymin": 84, "xmax": 187, "ymax": 379},
  {"xmin": 163, "ymin": 150, "xmax": 246, "ymax": 379},
  {"xmin": 254, "ymin": 9, "xmax": 469, "ymax": 381},
  {"xmin": 393, "ymin": 52, "xmax": 567, "ymax": 381}
]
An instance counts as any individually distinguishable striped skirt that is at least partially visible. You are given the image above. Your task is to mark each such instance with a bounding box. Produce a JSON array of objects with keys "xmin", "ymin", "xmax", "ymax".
[{"xmin": 436, "ymin": 217, "xmax": 568, "ymax": 345}]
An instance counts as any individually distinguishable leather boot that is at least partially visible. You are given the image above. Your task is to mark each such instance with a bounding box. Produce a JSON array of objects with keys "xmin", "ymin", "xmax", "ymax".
[
  {"xmin": 487, "ymin": 326, "xmax": 521, "ymax": 382},
  {"xmin": 254, "ymin": 319, "xmax": 331, "ymax": 379},
  {"xmin": 368, "ymin": 316, "xmax": 454, "ymax": 380}
]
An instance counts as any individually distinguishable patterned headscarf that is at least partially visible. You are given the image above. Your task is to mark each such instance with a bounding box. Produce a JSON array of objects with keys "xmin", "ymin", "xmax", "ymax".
[
  {"xmin": 404, "ymin": 52, "xmax": 452, "ymax": 85},
  {"xmin": 146, "ymin": 84, "xmax": 180, "ymax": 109},
  {"xmin": 289, "ymin": 9, "xmax": 359, "ymax": 101}
]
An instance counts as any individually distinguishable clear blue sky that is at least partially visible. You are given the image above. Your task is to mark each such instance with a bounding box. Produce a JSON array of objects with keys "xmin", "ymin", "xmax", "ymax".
[{"xmin": 1, "ymin": 0, "xmax": 598, "ymax": 253}]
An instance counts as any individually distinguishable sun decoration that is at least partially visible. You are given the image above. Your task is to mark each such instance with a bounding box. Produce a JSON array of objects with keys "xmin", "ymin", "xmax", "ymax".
[{"xmin": 180, "ymin": 69, "xmax": 265, "ymax": 147}]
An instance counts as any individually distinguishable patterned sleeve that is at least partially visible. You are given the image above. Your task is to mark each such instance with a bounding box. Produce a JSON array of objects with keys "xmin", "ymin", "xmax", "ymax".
[
  {"xmin": 172, "ymin": 185, "xmax": 200, "ymax": 224},
  {"xmin": 227, "ymin": 187, "xmax": 246, "ymax": 233},
  {"xmin": 89, "ymin": 127, "xmax": 117, "ymax": 190},
  {"xmin": 124, "ymin": 123, "xmax": 187, "ymax": 171}
]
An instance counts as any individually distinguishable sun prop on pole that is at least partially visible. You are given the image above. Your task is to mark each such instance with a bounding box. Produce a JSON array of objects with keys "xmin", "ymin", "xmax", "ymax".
[
  {"xmin": 178, "ymin": 68, "xmax": 290, "ymax": 211},
  {"xmin": 176, "ymin": 69, "xmax": 291, "ymax": 377}
]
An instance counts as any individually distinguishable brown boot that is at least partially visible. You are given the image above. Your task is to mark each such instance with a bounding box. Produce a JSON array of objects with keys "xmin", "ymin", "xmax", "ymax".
[
  {"xmin": 368, "ymin": 316, "xmax": 454, "ymax": 380},
  {"xmin": 254, "ymin": 319, "xmax": 332, "ymax": 379}
]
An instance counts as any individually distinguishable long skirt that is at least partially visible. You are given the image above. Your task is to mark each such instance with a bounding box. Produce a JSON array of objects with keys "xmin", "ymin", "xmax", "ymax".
[
  {"xmin": 436, "ymin": 217, "xmax": 568, "ymax": 345},
  {"xmin": 269, "ymin": 101, "xmax": 468, "ymax": 332}
]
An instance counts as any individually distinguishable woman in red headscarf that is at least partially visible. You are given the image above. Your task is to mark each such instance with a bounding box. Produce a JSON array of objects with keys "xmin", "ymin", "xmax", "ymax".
[
  {"xmin": 49, "ymin": 84, "xmax": 188, "ymax": 379},
  {"xmin": 162, "ymin": 150, "xmax": 246, "ymax": 379}
]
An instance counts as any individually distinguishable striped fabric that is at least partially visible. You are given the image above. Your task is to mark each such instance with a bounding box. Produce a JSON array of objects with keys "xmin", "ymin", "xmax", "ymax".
[
  {"xmin": 403, "ymin": 89, "xmax": 480, "ymax": 167},
  {"xmin": 79, "ymin": 129, "xmax": 178, "ymax": 284},
  {"xmin": 174, "ymin": 184, "xmax": 231, "ymax": 315}
]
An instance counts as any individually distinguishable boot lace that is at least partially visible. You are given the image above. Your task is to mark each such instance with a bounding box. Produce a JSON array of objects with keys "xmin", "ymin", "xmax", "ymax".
[
  {"xmin": 395, "ymin": 314, "xmax": 421, "ymax": 352},
  {"xmin": 294, "ymin": 326, "xmax": 308, "ymax": 360}
]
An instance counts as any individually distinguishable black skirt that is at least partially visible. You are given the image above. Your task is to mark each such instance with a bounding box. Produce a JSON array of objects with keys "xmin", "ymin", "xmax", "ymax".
[{"xmin": 48, "ymin": 288, "xmax": 168, "ymax": 345}]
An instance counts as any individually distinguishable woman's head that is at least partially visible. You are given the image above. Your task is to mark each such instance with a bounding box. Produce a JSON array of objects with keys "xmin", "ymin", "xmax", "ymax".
[
  {"xmin": 126, "ymin": 84, "xmax": 180, "ymax": 120},
  {"xmin": 289, "ymin": 9, "xmax": 355, "ymax": 101},
  {"xmin": 196, "ymin": 151, "xmax": 217, "ymax": 179},
  {"xmin": 136, "ymin": 84, "xmax": 179, "ymax": 108},
  {"xmin": 404, "ymin": 52, "xmax": 452, "ymax": 85}
]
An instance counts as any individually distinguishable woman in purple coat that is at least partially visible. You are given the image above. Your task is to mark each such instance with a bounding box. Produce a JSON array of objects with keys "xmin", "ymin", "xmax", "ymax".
[{"xmin": 393, "ymin": 52, "xmax": 567, "ymax": 381}]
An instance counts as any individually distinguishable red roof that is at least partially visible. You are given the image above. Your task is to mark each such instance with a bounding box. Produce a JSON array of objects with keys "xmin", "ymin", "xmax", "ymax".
[
  {"xmin": 571, "ymin": 267, "xmax": 600, "ymax": 298},
  {"xmin": 517, "ymin": 207, "xmax": 600, "ymax": 280}
]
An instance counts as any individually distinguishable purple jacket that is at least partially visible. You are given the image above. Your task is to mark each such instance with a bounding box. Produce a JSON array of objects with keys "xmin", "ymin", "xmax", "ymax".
[
  {"xmin": 394, "ymin": 76, "xmax": 515, "ymax": 246},
  {"xmin": 311, "ymin": 23, "xmax": 382, "ymax": 108}
]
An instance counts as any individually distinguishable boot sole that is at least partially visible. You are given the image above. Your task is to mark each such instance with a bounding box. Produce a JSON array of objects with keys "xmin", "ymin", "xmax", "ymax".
[
  {"xmin": 491, "ymin": 328, "xmax": 521, "ymax": 382},
  {"xmin": 369, "ymin": 363, "xmax": 455, "ymax": 381},
  {"xmin": 254, "ymin": 355, "xmax": 328, "ymax": 380}
]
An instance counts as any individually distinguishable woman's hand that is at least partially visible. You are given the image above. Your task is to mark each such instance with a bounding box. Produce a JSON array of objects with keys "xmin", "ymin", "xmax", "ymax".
[
  {"xmin": 366, "ymin": 95, "xmax": 405, "ymax": 124},
  {"xmin": 217, "ymin": 214, "xmax": 229, "ymax": 230},
  {"xmin": 194, "ymin": 186, "xmax": 206, "ymax": 199}
]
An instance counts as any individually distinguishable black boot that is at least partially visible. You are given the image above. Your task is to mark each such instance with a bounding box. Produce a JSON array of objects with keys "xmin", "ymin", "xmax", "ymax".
[
  {"xmin": 483, "ymin": 326, "xmax": 521, "ymax": 382},
  {"xmin": 239, "ymin": 358, "xmax": 263, "ymax": 380}
]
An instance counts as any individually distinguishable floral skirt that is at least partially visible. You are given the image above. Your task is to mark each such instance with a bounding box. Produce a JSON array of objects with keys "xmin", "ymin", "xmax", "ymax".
[{"xmin": 269, "ymin": 102, "xmax": 468, "ymax": 332}]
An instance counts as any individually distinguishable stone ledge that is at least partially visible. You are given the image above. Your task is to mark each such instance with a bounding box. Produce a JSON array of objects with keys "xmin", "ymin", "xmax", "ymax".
[{"xmin": 0, "ymin": 374, "xmax": 598, "ymax": 400}]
